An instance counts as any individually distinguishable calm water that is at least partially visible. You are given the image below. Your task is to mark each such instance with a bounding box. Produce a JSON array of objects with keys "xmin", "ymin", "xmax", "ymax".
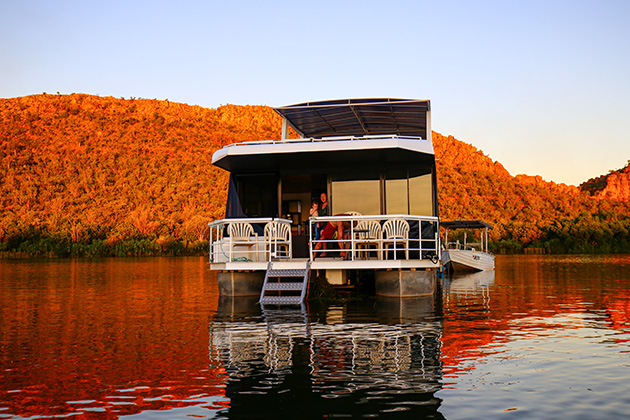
[{"xmin": 1, "ymin": 255, "xmax": 629, "ymax": 419}]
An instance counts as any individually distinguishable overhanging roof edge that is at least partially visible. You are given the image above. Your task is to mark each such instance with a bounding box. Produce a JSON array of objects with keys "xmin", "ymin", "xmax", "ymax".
[
  {"xmin": 211, "ymin": 138, "xmax": 435, "ymax": 170},
  {"xmin": 275, "ymin": 98, "xmax": 431, "ymax": 110}
]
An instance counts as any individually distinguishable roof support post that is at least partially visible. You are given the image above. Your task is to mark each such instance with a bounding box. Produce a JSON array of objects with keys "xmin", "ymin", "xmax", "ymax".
[
  {"xmin": 485, "ymin": 227, "xmax": 489, "ymax": 253},
  {"xmin": 281, "ymin": 118, "xmax": 289, "ymax": 140},
  {"xmin": 349, "ymin": 105, "xmax": 369, "ymax": 135},
  {"xmin": 277, "ymin": 176, "xmax": 282, "ymax": 218}
]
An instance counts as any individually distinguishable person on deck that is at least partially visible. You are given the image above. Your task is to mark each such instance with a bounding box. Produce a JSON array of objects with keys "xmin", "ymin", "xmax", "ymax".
[
  {"xmin": 313, "ymin": 216, "xmax": 346, "ymax": 258},
  {"xmin": 316, "ymin": 192, "xmax": 329, "ymax": 242},
  {"xmin": 319, "ymin": 193, "xmax": 329, "ymax": 218},
  {"xmin": 309, "ymin": 200, "xmax": 320, "ymax": 240}
]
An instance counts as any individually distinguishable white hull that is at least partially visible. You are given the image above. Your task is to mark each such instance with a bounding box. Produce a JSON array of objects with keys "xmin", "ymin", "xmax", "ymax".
[{"xmin": 442, "ymin": 249, "xmax": 494, "ymax": 272}]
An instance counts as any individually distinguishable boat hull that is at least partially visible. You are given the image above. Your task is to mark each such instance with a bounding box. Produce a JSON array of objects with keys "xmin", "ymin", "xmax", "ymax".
[
  {"xmin": 375, "ymin": 269, "xmax": 439, "ymax": 297},
  {"xmin": 442, "ymin": 249, "xmax": 494, "ymax": 272}
]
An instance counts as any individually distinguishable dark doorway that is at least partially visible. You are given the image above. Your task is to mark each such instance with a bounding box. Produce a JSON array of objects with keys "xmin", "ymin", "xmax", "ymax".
[{"xmin": 281, "ymin": 174, "xmax": 327, "ymax": 258}]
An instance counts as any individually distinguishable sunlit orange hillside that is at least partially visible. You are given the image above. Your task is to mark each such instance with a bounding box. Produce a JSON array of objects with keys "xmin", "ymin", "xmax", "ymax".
[
  {"xmin": 0, "ymin": 94, "xmax": 280, "ymax": 256},
  {"xmin": 1, "ymin": 94, "xmax": 629, "ymax": 256},
  {"xmin": 434, "ymin": 133, "xmax": 630, "ymax": 252}
]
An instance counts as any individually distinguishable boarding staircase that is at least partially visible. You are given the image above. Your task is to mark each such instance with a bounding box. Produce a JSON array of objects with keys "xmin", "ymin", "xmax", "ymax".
[{"xmin": 259, "ymin": 260, "xmax": 311, "ymax": 305}]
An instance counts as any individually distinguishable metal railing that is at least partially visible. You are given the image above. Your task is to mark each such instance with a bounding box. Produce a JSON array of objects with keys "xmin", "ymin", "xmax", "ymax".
[
  {"xmin": 209, "ymin": 218, "xmax": 292, "ymax": 263},
  {"xmin": 309, "ymin": 214, "xmax": 440, "ymax": 263},
  {"xmin": 217, "ymin": 134, "xmax": 426, "ymax": 149},
  {"xmin": 208, "ymin": 214, "xmax": 441, "ymax": 264},
  {"xmin": 445, "ymin": 241, "xmax": 482, "ymax": 252}
]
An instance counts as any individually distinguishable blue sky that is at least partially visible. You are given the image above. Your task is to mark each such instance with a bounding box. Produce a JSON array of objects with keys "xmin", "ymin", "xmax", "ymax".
[{"xmin": 2, "ymin": 0, "xmax": 629, "ymax": 186}]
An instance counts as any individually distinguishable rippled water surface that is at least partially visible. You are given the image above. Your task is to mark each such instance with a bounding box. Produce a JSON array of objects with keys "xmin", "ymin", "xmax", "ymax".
[{"xmin": 1, "ymin": 255, "xmax": 629, "ymax": 419}]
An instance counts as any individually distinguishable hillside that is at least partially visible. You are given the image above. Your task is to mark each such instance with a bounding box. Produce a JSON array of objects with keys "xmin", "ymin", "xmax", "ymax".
[
  {"xmin": 1, "ymin": 94, "xmax": 629, "ymax": 256},
  {"xmin": 0, "ymin": 94, "xmax": 280, "ymax": 256},
  {"xmin": 434, "ymin": 133, "xmax": 630, "ymax": 252}
]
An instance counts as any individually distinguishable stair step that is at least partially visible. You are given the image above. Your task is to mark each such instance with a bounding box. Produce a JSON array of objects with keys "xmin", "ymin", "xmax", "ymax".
[
  {"xmin": 260, "ymin": 296, "xmax": 303, "ymax": 305},
  {"xmin": 267, "ymin": 269, "xmax": 307, "ymax": 277},
  {"xmin": 264, "ymin": 282, "xmax": 304, "ymax": 291},
  {"xmin": 260, "ymin": 260, "xmax": 310, "ymax": 306}
]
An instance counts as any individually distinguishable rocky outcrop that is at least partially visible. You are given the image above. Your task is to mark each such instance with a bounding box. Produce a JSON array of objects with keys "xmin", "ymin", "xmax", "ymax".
[
  {"xmin": 580, "ymin": 162, "xmax": 630, "ymax": 202},
  {"xmin": 515, "ymin": 174, "xmax": 579, "ymax": 195}
]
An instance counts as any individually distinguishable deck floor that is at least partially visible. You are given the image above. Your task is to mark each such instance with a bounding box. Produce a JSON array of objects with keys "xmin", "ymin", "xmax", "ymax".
[{"xmin": 210, "ymin": 257, "xmax": 439, "ymax": 272}]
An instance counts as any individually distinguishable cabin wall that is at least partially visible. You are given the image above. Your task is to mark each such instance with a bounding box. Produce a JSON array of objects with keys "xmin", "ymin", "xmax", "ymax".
[
  {"xmin": 329, "ymin": 166, "xmax": 435, "ymax": 216},
  {"xmin": 228, "ymin": 162, "xmax": 437, "ymax": 219}
]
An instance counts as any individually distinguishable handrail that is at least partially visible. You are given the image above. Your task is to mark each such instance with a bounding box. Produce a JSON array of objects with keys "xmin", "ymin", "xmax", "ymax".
[
  {"xmin": 208, "ymin": 215, "xmax": 441, "ymax": 264},
  {"xmin": 208, "ymin": 218, "xmax": 292, "ymax": 263},
  {"xmin": 209, "ymin": 217, "xmax": 276, "ymax": 228},
  {"xmin": 445, "ymin": 241, "xmax": 484, "ymax": 252},
  {"xmin": 312, "ymin": 214, "xmax": 439, "ymax": 222},
  {"xmin": 217, "ymin": 134, "xmax": 427, "ymax": 149}
]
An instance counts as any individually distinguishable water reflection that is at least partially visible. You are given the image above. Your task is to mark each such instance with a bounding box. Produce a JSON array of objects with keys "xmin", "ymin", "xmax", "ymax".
[
  {"xmin": 2, "ymin": 256, "xmax": 630, "ymax": 419},
  {"xmin": 210, "ymin": 296, "xmax": 445, "ymax": 419},
  {"xmin": 0, "ymin": 258, "xmax": 229, "ymax": 419},
  {"xmin": 438, "ymin": 256, "xmax": 630, "ymax": 420},
  {"xmin": 445, "ymin": 270, "xmax": 495, "ymax": 293}
]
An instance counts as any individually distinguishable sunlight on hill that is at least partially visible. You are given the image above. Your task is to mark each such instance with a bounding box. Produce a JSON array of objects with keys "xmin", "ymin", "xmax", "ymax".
[{"xmin": 1, "ymin": 94, "xmax": 629, "ymax": 256}]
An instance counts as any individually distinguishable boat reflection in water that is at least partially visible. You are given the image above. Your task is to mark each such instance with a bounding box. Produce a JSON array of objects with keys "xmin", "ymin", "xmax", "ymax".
[
  {"xmin": 443, "ymin": 270, "xmax": 496, "ymax": 320},
  {"xmin": 210, "ymin": 296, "xmax": 445, "ymax": 419},
  {"xmin": 444, "ymin": 270, "xmax": 495, "ymax": 294},
  {"xmin": 440, "ymin": 270, "xmax": 499, "ymax": 379}
]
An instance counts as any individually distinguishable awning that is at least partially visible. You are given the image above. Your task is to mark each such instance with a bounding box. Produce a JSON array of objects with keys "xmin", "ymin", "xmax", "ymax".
[
  {"xmin": 274, "ymin": 98, "xmax": 430, "ymax": 139},
  {"xmin": 441, "ymin": 220, "xmax": 494, "ymax": 230}
]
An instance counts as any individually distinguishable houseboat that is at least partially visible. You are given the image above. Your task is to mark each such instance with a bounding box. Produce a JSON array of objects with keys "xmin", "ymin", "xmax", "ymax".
[
  {"xmin": 208, "ymin": 98, "xmax": 441, "ymax": 302},
  {"xmin": 441, "ymin": 220, "xmax": 495, "ymax": 272}
]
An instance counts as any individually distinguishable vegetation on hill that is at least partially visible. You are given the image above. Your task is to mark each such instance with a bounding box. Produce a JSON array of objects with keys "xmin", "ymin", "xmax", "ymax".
[
  {"xmin": 0, "ymin": 94, "xmax": 279, "ymax": 257},
  {"xmin": 435, "ymin": 133, "xmax": 630, "ymax": 253},
  {"xmin": 1, "ymin": 94, "xmax": 629, "ymax": 257}
]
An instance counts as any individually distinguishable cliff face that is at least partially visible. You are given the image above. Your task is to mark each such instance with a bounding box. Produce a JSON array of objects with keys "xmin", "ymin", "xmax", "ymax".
[{"xmin": 580, "ymin": 162, "xmax": 630, "ymax": 202}]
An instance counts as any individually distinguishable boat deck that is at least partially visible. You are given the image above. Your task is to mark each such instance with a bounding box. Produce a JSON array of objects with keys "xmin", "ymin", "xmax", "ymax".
[
  {"xmin": 209, "ymin": 214, "xmax": 441, "ymax": 272},
  {"xmin": 211, "ymin": 258, "xmax": 440, "ymax": 272}
]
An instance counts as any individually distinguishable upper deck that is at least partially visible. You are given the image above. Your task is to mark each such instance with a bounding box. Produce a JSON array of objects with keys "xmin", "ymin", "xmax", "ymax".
[{"xmin": 213, "ymin": 98, "xmax": 433, "ymax": 174}]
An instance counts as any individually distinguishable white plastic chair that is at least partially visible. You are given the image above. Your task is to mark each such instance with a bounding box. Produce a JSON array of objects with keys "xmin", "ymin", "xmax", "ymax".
[
  {"xmin": 264, "ymin": 221, "xmax": 292, "ymax": 260},
  {"xmin": 382, "ymin": 219, "xmax": 409, "ymax": 260},
  {"xmin": 227, "ymin": 222, "xmax": 258, "ymax": 261},
  {"xmin": 344, "ymin": 211, "xmax": 362, "ymax": 216},
  {"xmin": 337, "ymin": 212, "xmax": 362, "ymax": 259},
  {"xmin": 355, "ymin": 220, "xmax": 382, "ymax": 259}
]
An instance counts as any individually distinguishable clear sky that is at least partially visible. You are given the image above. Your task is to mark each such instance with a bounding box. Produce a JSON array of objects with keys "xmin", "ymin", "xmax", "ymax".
[{"xmin": 2, "ymin": 0, "xmax": 629, "ymax": 186}]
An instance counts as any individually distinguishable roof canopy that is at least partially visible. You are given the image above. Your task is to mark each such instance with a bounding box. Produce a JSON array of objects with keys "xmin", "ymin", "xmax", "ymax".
[
  {"xmin": 274, "ymin": 98, "xmax": 430, "ymax": 139},
  {"xmin": 212, "ymin": 137, "xmax": 435, "ymax": 173},
  {"xmin": 441, "ymin": 220, "xmax": 494, "ymax": 230}
]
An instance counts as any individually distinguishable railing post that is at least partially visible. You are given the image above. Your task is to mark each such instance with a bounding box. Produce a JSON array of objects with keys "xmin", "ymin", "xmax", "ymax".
[
  {"xmin": 309, "ymin": 219, "xmax": 313, "ymax": 261},
  {"xmin": 350, "ymin": 221, "xmax": 355, "ymax": 261},
  {"xmin": 211, "ymin": 225, "xmax": 214, "ymax": 262},
  {"xmin": 272, "ymin": 221, "xmax": 276, "ymax": 260}
]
